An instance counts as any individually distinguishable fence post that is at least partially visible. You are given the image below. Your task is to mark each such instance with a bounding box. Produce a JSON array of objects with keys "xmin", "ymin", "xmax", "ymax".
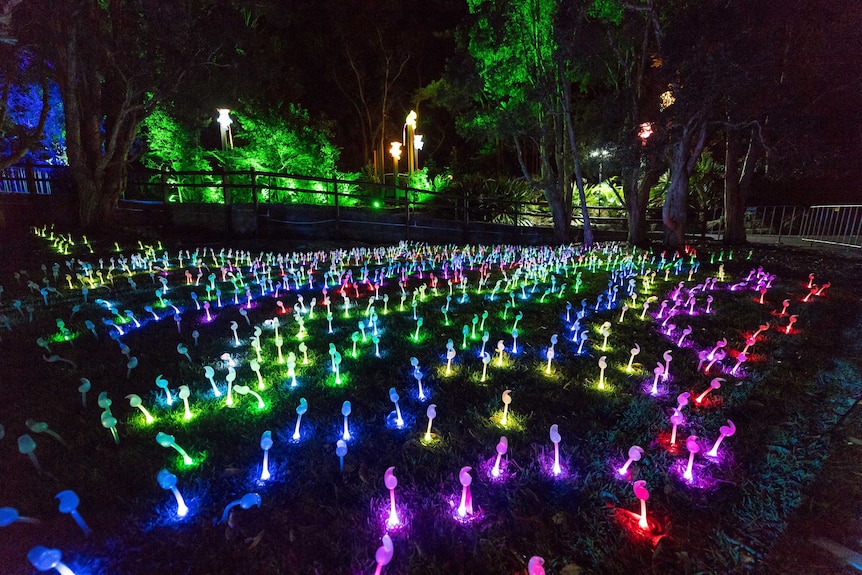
[
  {"xmin": 332, "ymin": 175, "xmax": 341, "ymax": 240},
  {"xmin": 222, "ymin": 169, "xmax": 231, "ymax": 236},
  {"xmin": 251, "ymin": 167, "xmax": 259, "ymax": 240},
  {"xmin": 25, "ymin": 158, "xmax": 38, "ymax": 199}
]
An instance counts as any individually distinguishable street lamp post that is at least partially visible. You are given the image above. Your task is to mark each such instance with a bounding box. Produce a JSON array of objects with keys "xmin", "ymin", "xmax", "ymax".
[
  {"xmin": 404, "ymin": 110, "xmax": 417, "ymax": 177},
  {"xmin": 390, "ymin": 141, "xmax": 403, "ymax": 186},
  {"xmin": 590, "ymin": 148, "xmax": 610, "ymax": 183},
  {"xmin": 216, "ymin": 109, "xmax": 234, "ymax": 150},
  {"xmin": 413, "ymin": 134, "xmax": 424, "ymax": 172}
]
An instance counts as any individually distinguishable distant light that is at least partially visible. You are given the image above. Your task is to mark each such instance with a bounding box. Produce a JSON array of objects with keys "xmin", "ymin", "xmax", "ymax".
[
  {"xmin": 405, "ymin": 110, "xmax": 417, "ymax": 129},
  {"xmin": 414, "ymin": 134, "xmax": 424, "ymax": 151},
  {"xmin": 373, "ymin": 201, "xmax": 382, "ymax": 208},
  {"xmin": 216, "ymin": 109, "xmax": 232, "ymax": 128},
  {"xmin": 638, "ymin": 123, "xmax": 653, "ymax": 143},
  {"xmin": 390, "ymin": 141, "xmax": 402, "ymax": 160}
]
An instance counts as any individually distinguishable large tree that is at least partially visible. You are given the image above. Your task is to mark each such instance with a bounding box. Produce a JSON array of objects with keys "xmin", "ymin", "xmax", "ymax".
[
  {"xmin": 11, "ymin": 0, "xmax": 235, "ymax": 229},
  {"xmin": 461, "ymin": 0, "xmax": 594, "ymax": 245}
]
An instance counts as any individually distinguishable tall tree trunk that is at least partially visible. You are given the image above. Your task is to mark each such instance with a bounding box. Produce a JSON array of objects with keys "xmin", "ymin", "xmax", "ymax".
[
  {"xmin": 624, "ymin": 164, "xmax": 663, "ymax": 246},
  {"xmin": 723, "ymin": 126, "xmax": 762, "ymax": 244},
  {"xmin": 663, "ymin": 119, "xmax": 707, "ymax": 249},
  {"xmin": 561, "ymin": 79, "xmax": 592, "ymax": 247}
]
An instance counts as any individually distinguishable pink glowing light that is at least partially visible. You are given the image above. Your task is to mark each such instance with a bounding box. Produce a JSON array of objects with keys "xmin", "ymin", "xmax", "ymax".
[
  {"xmin": 707, "ymin": 337, "xmax": 727, "ymax": 361},
  {"xmin": 816, "ymin": 282, "xmax": 830, "ymax": 296},
  {"xmin": 785, "ymin": 314, "xmax": 798, "ymax": 334},
  {"xmin": 528, "ymin": 556, "xmax": 545, "ymax": 575},
  {"xmin": 618, "ymin": 445, "xmax": 644, "ymax": 476},
  {"xmin": 669, "ymin": 408, "xmax": 684, "ymax": 446},
  {"xmin": 491, "ymin": 436, "xmax": 508, "ymax": 478},
  {"xmin": 662, "ymin": 350, "xmax": 673, "ymax": 380},
  {"xmin": 807, "ymin": 273, "xmax": 815, "ymax": 289},
  {"xmin": 650, "ymin": 363, "xmax": 664, "ymax": 396},
  {"xmin": 633, "ymin": 480, "xmax": 650, "ymax": 530},
  {"xmin": 373, "ymin": 534, "xmax": 394, "ymax": 575},
  {"xmin": 384, "ymin": 467, "xmax": 399, "ymax": 528},
  {"xmin": 683, "ymin": 436, "xmax": 700, "ymax": 481},
  {"xmin": 695, "ymin": 378, "xmax": 723, "ymax": 404},
  {"xmin": 730, "ymin": 353, "xmax": 747, "ymax": 375},
  {"xmin": 752, "ymin": 323, "xmax": 770, "ymax": 339},
  {"xmin": 457, "ymin": 466, "xmax": 473, "ymax": 517},
  {"xmin": 704, "ymin": 349, "xmax": 725, "ymax": 374},
  {"xmin": 707, "ymin": 419, "xmax": 736, "ymax": 457},
  {"xmin": 803, "ymin": 287, "xmax": 818, "ymax": 302}
]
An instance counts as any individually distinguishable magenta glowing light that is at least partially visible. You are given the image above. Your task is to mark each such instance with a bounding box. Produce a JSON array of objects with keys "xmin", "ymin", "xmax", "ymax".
[
  {"xmin": 373, "ymin": 534, "xmax": 394, "ymax": 575},
  {"xmin": 528, "ymin": 556, "xmax": 545, "ymax": 575},
  {"xmin": 550, "ymin": 424, "xmax": 562, "ymax": 475},
  {"xmin": 384, "ymin": 466, "xmax": 400, "ymax": 528},
  {"xmin": 633, "ymin": 480, "xmax": 650, "ymax": 530},
  {"xmin": 707, "ymin": 419, "xmax": 736, "ymax": 457},
  {"xmin": 491, "ymin": 436, "xmax": 508, "ymax": 478},
  {"xmin": 650, "ymin": 363, "xmax": 664, "ymax": 396},
  {"xmin": 683, "ymin": 436, "xmax": 700, "ymax": 482},
  {"xmin": 695, "ymin": 378, "xmax": 724, "ymax": 404},
  {"xmin": 618, "ymin": 445, "xmax": 644, "ymax": 476},
  {"xmin": 669, "ymin": 408, "xmax": 684, "ymax": 446},
  {"xmin": 677, "ymin": 325, "xmax": 692, "ymax": 347},
  {"xmin": 457, "ymin": 466, "xmax": 474, "ymax": 518}
]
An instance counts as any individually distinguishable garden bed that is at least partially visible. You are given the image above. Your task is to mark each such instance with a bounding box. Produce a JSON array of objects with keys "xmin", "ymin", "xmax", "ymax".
[{"xmin": 0, "ymin": 230, "xmax": 860, "ymax": 574}]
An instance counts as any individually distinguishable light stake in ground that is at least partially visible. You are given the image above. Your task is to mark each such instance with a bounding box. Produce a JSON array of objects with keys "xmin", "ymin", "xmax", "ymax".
[
  {"xmin": 457, "ymin": 466, "xmax": 474, "ymax": 517},
  {"xmin": 424, "ymin": 404, "xmax": 437, "ymax": 441},
  {"xmin": 633, "ymin": 480, "xmax": 650, "ymax": 530},
  {"xmin": 695, "ymin": 378, "xmax": 724, "ymax": 404},
  {"xmin": 342, "ymin": 401, "xmax": 352, "ymax": 440},
  {"xmin": 157, "ymin": 469, "xmax": 188, "ymax": 517},
  {"xmin": 707, "ymin": 419, "xmax": 736, "ymax": 457},
  {"xmin": 156, "ymin": 432, "xmax": 193, "ymax": 465},
  {"xmin": 550, "ymin": 424, "xmax": 562, "ymax": 475},
  {"xmin": 218, "ymin": 493, "xmax": 261, "ymax": 524},
  {"xmin": 293, "ymin": 398, "xmax": 308, "ymax": 440},
  {"xmin": 389, "ymin": 388, "xmax": 404, "ymax": 428},
  {"xmin": 627, "ymin": 343, "xmax": 640, "ymax": 372},
  {"xmin": 491, "ymin": 436, "xmax": 508, "ymax": 478},
  {"xmin": 384, "ymin": 466, "xmax": 399, "ymax": 528},
  {"xmin": 56, "ymin": 490, "xmax": 90, "ymax": 535},
  {"xmin": 598, "ymin": 356, "xmax": 607, "ymax": 390},
  {"xmin": 683, "ymin": 436, "xmax": 700, "ymax": 482},
  {"xmin": 27, "ymin": 546, "xmax": 78, "ymax": 575},
  {"xmin": 373, "ymin": 534, "xmax": 394, "ymax": 575},
  {"xmin": 500, "ymin": 390, "xmax": 512, "ymax": 425},
  {"xmin": 669, "ymin": 409, "xmax": 684, "ymax": 446},
  {"xmin": 528, "ymin": 556, "xmax": 545, "ymax": 575},
  {"xmin": 618, "ymin": 445, "xmax": 644, "ymax": 476},
  {"xmin": 336, "ymin": 439, "xmax": 347, "ymax": 472}
]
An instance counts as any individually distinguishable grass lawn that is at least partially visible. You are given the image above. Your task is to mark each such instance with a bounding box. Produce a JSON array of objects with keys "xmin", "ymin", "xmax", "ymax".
[{"xmin": 1, "ymin": 228, "xmax": 860, "ymax": 575}]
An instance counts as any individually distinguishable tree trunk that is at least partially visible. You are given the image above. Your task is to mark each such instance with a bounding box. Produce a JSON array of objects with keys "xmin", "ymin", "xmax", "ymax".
[
  {"xmin": 723, "ymin": 126, "xmax": 762, "ymax": 245},
  {"xmin": 544, "ymin": 186, "xmax": 571, "ymax": 245},
  {"xmin": 624, "ymin": 165, "xmax": 662, "ymax": 246},
  {"xmin": 663, "ymin": 119, "xmax": 707, "ymax": 250}
]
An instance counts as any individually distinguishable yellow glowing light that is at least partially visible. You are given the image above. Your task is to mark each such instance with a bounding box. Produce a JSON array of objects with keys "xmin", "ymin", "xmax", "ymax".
[{"xmin": 389, "ymin": 141, "xmax": 402, "ymax": 160}]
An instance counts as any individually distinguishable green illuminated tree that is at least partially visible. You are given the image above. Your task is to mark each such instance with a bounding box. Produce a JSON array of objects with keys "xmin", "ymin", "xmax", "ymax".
[{"xmin": 462, "ymin": 0, "xmax": 594, "ymax": 245}]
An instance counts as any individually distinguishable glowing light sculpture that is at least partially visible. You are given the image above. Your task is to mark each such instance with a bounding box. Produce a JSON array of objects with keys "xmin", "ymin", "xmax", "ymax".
[
  {"xmin": 457, "ymin": 466, "xmax": 473, "ymax": 517},
  {"xmin": 695, "ymin": 377, "xmax": 724, "ymax": 405},
  {"xmin": 55, "ymin": 491, "xmax": 90, "ymax": 535},
  {"xmin": 598, "ymin": 356, "xmax": 607, "ymax": 390},
  {"xmin": 706, "ymin": 419, "xmax": 736, "ymax": 457},
  {"xmin": 633, "ymin": 480, "xmax": 650, "ymax": 530},
  {"xmin": 293, "ymin": 398, "xmax": 308, "ymax": 440},
  {"xmin": 259, "ymin": 431, "xmax": 273, "ymax": 481},
  {"xmin": 550, "ymin": 424, "xmax": 562, "ymax": 475},
  {"xmin": 389, "ymin": 388, "xmax": 404, "ymax": 428},
  {"xmin": 683, "ymin": 436, "xmax": 700, "ymax": 482},
  {"xmin": 203, "ymin": 366, "xmax": 221, "ymax": 397},
  {"xmin": 373, "ymin": 534, "xmax": 394, "ymax": 575},
  {"xmin": 157, "ymin": 469, "xmax": 188, "ymax": 517},
  {"xmin": 384, "ymin": 466, "xmax": 400, "ymax": 528},
  {"xmin": 233, "ymin": 385, "xmax": 265, "ymax": 410},
  {"xmin": 528, "ymin": 556, "xmax": 545, "ymax": 575},
  {"xmin": 500, "ymin": 390, "xmax": 512, "ymax": 425},
  {"xmin": 618, "ymin": 445, "xmax": 644, "ymax": 476},
  {"xmin": 178, "ymin": 386, "xmax": 193, "ymax": 420},
  {"xmin": 342, "ymin": 401, "xmax": 352, "ymax": 440},
  {"xmin": 218, "ymin": 493, "xmax": 261, "ymax": 524},
  {"xmin": 669, "ymin": 408, "xmax": 684, "ymax": 447},
  {"xmin": 25, "ymin": 419, "xmax": 68, "ymax": 448},
  {"xmin": 126, "ymin": 394, "xmax": 154, "ymax": 424},
  {"xmin": 156, "ymin": 432, "xmax": 194, "ymax": 465},
  {"xmin": 491, "ymin": 436, "xmax": 508, "ymax": 478},
  {"xmin": 336, "ymin": 439, "xmax": 347, "ymax": 472},
  {"xmin": 424, "ymin": 404, "xmax": 437, "ymax": 441},
  {"xmin": 626, "ymin": 343, "xmax": 640, "ymax": 373},
  {"xmin": 154, "ymin": 375, "xmax": 172, "ymax": 406},
  {"xmin": 27, "ymin": 546, "xmax": 78, "ymax": 575},
  {"xmin": 78, "ymin": 379, "xmax": 90, "ymax": 409}
]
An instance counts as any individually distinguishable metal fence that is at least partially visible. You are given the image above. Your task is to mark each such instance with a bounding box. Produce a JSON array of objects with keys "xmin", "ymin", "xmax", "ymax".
[
  {"xmin": 800, "ymin": 205, "xmax": 862, "ymax": 249},
  {"xmin": 0, "ymin": 163, "xmax": 66, "ymax": 195}
]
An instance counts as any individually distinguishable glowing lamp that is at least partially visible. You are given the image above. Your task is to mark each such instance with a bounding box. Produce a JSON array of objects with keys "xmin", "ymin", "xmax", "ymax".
[
  {"xmin": 626, "ymin": 343, "xmax": 641, "ymax": 373},
  {"xmin": 669, "ymin": 408, "xmax": 684, "ymax": 446},
  {"xmin": 598, "ymin": 356, "xmax": 607, "ymax": 389},
  {"xmin": 0, "ymin": 507, "xmax": 37, "ymax": 526},
  {"xmin": 695, "ymin": 377, "xmax": 723, "ymax": 404},
  {"xmin": 218, "ymin": 493, "xmax": 261, "ymax": 524},
  {"xmin": 491, "ymin": 436, "xmax": 508, "ymax": 478},
  {"xmin": 373, "ymin": 534, "xmax": 394, "ymax": 575},
  {"xmin": 178, "ymin": 386, "xmax": 193, "ymax": 420},
  {"xmin": 293, "ymin": 398, "xmax": 308, "ymax": 441},
  {"xmin": 157, "ymin": 469, "xmax": 188, "ymax": 517},
  {"xmin": 336, "ymin": 439, "xmax": 347, "ymax": 472},
  {"xmin": 156, "ymin": 432, "xmax": 193, "ymax": 466},
  {"xmin": 342, "ymin": 401, "xmax": 352, "ymax": 440},
  {"xmin": 457, "ymin": 466, "xmax": 473, "ymax": 517},
  {"xmin": 683, "ymin": 436, "xmax": 700, "ymax": 481},
  {"xmin": 707, "ymin": 419, "xmax": 736, "ymax": 457},
  {"xmin": 528, "ymin": 556, "xmax": 545, "ymax": 575},
  {"xmin": 618, "ymin": 445, "xmax": 644, "ymax": 477},
  {"xmin": 500, "ymin": 390, "xmax": 512, "ymax": 425},
  {"xmin": 389, "ymin": 388, "xmax": 404, "ymax": 428},
  {"xmin": 633, "ymin": 480, "xmax": 650, "ymax": 530},
  {"xmin": 259, "ymin": 431, "xmax": 273, "ymax": 481},
  {"xmin": 27, "ymin": 546, "xmax": 78, "ymax": 575},
  {"xmin": 550, "ymin": 424, "xmax": 562, "ymax": 475},
  {"xmin": 55, "ymin": 490, "xmax": 90, "ymax": 536},
  {"xmin": 384, "ymin": 466, "xmax": 400, "ymax": 528}
]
